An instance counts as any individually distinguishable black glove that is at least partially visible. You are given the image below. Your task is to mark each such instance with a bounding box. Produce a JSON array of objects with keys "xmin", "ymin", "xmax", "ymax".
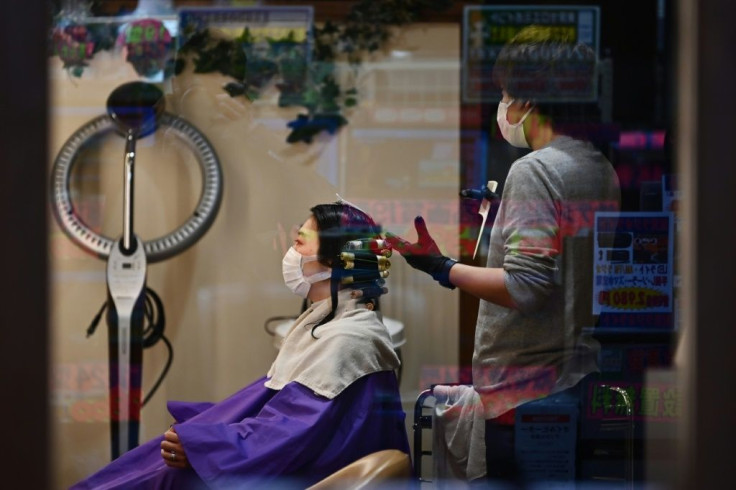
[{"xmin": 386, "ymin": 216, "xmax": 457, "ymax": 289}]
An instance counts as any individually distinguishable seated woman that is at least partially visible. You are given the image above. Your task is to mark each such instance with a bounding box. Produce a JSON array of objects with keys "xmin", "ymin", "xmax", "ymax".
[{"xmin": 72, "ymin": 201, "xmax": 409, "ymax": 489}]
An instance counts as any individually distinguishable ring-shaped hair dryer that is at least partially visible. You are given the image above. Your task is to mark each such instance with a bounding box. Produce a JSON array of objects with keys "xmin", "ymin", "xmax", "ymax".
[
  {"xmin": 51, "ymin": 84, "xmax": 222, "ymax": 262},
  {"xmin": 51, "ymin": 81, "xmax": 223, "ymax": 459}
]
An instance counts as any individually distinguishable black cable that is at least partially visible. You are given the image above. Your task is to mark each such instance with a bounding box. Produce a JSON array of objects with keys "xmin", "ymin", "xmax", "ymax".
[
  {"xmin": 86, "ymin": 301, "xmax": 107, "ymax": 338},
  {"xmin": 263, "ymin": 315, "xmax": 298, "ymax": 336},
  {"xmin": 142, "ymin": 287, "xmax": 165, "ymax": 348},
  {"xmin": 140, "ymin": 287, "xmax": 172, "ymax": 406},
  {"xmin": 141, "ymin": 331, "xmax": 173, "ymax": 407},
  {"xmin": 85, "ymin": 286, "xmax": 174, "ymax": 407}
]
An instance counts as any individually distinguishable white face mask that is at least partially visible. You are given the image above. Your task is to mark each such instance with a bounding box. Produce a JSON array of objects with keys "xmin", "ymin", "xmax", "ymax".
[
  {"xmin": 281, "ymin": 246, "xmax": 332, "ymax": 298},
  {"xmin": 497, "ymin": 99, "xmax": 533, "ymax": 149}
]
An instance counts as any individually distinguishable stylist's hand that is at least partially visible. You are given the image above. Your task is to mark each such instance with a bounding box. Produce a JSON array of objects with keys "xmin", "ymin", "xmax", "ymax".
[
  {"xmin": 161, "ymin": 426, "xmax": 190, "ymax": 469},
  {"xmin": 386, "ymin": 216, "xmax": 457, "ymax": 289}
]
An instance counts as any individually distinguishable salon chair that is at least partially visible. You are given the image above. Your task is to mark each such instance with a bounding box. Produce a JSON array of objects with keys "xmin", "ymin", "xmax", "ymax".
[{"xmin": 306, "ymin": 449, "xmax": 412, "ymax": 489}]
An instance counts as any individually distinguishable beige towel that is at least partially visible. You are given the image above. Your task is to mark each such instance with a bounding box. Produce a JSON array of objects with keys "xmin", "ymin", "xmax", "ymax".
[
  {"xmin": 265, "ymin": 289, "xmax": 399, "ymax": 399},
  {"xmin": 432, "ymin": 385, "xmax": 487, "ymax": 484}
]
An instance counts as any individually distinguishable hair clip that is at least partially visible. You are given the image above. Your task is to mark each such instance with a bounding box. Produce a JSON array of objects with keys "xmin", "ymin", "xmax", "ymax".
[
  {"xmin": 335, "ymin": 193, "xmax": 368, "ymax": 214},
  {"xmin": 341, "ymin": 270, "xmax": 389, "ymax": 285}
]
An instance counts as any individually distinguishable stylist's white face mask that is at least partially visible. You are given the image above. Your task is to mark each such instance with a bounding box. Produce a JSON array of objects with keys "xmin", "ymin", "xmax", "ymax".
[
  {"xmin": 282, "ymin": 247, "xmax": 332, "ymax": 298},
  {"xmin": 497, "ymin": 99, "xmax": 533, "ymax": 149}
]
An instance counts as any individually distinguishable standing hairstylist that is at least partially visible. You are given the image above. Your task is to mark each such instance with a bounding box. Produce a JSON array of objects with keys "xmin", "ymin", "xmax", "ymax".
[{"xmin": 387, "ymin": 25, "xmax": 621, "ymax": 484}]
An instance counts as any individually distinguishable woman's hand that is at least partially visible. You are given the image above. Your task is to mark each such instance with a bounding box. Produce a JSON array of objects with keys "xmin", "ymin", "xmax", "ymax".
[{"xmin": 160, "ymin": 425, "xmax": 190, "ymax": 468}]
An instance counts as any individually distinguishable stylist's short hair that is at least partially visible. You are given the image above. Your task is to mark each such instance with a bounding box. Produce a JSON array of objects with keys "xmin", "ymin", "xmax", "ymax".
[{"xmin": 492, "ymin": 25, "xmax": 600, "ymax": 128}]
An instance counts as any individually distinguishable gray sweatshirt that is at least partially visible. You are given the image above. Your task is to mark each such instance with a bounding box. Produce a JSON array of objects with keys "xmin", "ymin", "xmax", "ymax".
[{"xmin": 473, "ymin": 135, "xmax": 620, "ymax": 419}]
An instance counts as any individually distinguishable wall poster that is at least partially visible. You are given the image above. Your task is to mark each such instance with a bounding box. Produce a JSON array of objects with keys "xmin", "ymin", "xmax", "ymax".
[{"xmin": 593, "ymin": 212, "xmax": 674, "ymax": 327}]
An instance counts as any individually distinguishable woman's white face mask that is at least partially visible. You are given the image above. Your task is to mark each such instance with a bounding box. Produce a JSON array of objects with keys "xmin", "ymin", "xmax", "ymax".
[
  {"xmin": 281, "ymin": 246, "xmax": 332, "ymax": 298},
  {"xmin": 497, "ymin": 99, "xmax": 533, "ymax": 149}
]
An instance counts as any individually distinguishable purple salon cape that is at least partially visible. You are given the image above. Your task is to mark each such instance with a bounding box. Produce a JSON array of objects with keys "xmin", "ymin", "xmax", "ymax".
[{"xmin": 71, "ymin": 370, "xmax": 409, "ymax": 489}]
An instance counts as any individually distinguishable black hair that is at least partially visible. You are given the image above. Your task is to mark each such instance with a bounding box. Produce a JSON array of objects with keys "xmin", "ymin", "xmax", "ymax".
[
  {"xmin": 311, "ymin": 203, "xmax": 381, "ymax": 268},
  {"xmin": 309, "ymin": 202, "xmax": 388, "ymax": 337},
  {"xmin": 491, "ymin": 25, "xmax": 601, "ymax": 136}
]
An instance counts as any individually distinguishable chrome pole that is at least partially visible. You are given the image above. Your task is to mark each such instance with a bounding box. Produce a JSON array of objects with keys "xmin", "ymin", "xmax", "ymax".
[{"xmin": 122, "ymin": 129, "xmax": 136, "ymax": 253}]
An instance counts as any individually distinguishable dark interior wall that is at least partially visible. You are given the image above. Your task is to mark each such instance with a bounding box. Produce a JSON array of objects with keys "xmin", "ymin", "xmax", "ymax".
[
  {"xmin": 461, "ymin": 0, "xmax": 666, "ymax": 128},
  {"xmin": 687, "ymin": 0, "xmax": 736, "ymax": 486},
  {"xmin": 598, "ymin": 0, "xmax": 663, "ymax": 126},
  {"xmin": 458, "ymin": 0, "xmax": 674, "ymax": 211},
  {"xmin": 0, "ymin": 0, "xmax": 49, "ymax": 487}
]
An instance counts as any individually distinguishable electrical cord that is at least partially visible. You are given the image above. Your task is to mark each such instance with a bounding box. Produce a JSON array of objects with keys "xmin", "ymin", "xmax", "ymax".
[
  {"xmin": 263, "ymin": 298, "xmax": 307, "ymax": 335},
  {"xmin": 85, "ymin": 286, "xmax": 173, "ymax": 407},
  {"xmin": 263, "ymin": 315, "xmax": 298, "ymax": 336}
]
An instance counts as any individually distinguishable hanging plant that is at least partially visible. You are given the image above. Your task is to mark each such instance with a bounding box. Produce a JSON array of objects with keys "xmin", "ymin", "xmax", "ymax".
[
  {"xmin": 176, "ymin": 0, "xmax": 453, "ymax": 143},
  {"xmin": 48, "ymin": 0, "xmax": 453, "ymax": 142}
]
